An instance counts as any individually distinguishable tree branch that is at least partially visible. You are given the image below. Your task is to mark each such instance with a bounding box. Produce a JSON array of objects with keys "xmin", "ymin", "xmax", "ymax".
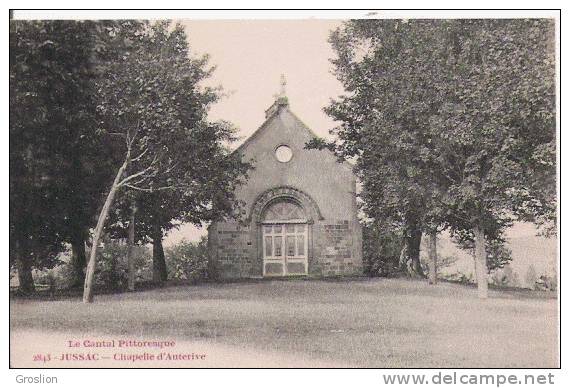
[
  {"xmin": 131, "ymin": 148, "xmax": 149, "ymax": 162},
  {"xmin": 117, "ymin": 164, "xmax": 156, "ymax": 187},
  {"xmin": 124, "ymin": 184, "xmax": 176, "ymax": 192}
]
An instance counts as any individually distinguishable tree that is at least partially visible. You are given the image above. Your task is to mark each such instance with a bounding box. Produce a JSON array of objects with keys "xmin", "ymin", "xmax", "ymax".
[
  {"xmin": 133, "ymin": 138, "xmax": 247, "ymax": 284},
  {"xmin": 10, "ymin": 21, "xmax": 98, "ymax": 292},
  {"xmin": 427, "ymin": 233, "xmax": 438, "ymax": 285},
  {"xmin": 107, "ymin": 117, "xmax": 247, "ymax": 285},
  {"xmin": 452, "ymin": 229, "xmax": 513, "ymax": 276},
  {"xmin": 104, "ymin": 22, "xmax": 248, "ymax": 286},
  {"xmin": 126, "ymin": 201, "xmax": 137, "ymax": 291},
  {"xmin": 9, "ymin": 20, "xmax": 122, "ymax": 291},
  {"xmin": 431, "ymin": 19, "xmax": 556, "ymax": 298},
  {"xmin": 83, "ymin": 21, "xmax": 248, "ymax": 302},
  {"xmin": 314, "ymin": 19, "xmax": 555, "ymax": 297},
  {"xmin": 309, "ymin": 20, "xmax": 454, "ymax": 277},
  {"xmin": 60, "ymin": 21, "xmax": 130, "ymax": 288}
]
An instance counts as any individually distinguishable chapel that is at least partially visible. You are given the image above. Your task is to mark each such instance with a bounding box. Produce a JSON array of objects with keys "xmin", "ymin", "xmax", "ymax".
[{"xmin": 208, "ymin": 80, "xmax": 363, "ymax": 279}]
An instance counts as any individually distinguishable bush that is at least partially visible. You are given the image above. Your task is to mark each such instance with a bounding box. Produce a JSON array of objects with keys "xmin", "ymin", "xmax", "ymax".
[
  {"xmin": 440, "ymin": 271, "xmax": 474, "ymax": 285},
  {"xmin": 90, "ymin": 241, "xmax": 152, "ymax": 291},
  {"xmin": 362, "ymin": 225, "xmax": 403, "ymax": 277},
  {"xmin": 165, "ymin": 237, "xmax": 208, "ymax": 282},
  {"xmin": 33, "ymin": 268, "xmax": 57, "ymax": 290},
  {"xmin": 524, "ymin": 265, "xmax": 538, "ymax": 289},
  {"xmin": 490, "ymin": 265, "xmax": 520, "ymax": 288},
  {"xmin": 29, "ymin": 241, "xmax": 152, "ymax": 292},
  {"xmin": 535, "ymin": 273, "xmax": 557, "ymax": 291},
  {"xmin": 33, "ymin": 248, "xmax": 71, "ymax": 289}
]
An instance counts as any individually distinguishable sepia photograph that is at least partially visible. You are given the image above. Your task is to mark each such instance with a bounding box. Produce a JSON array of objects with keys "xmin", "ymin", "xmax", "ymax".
[{"xmin": 8, "ymin": 9, "xmax": 559, "ymax": 371}]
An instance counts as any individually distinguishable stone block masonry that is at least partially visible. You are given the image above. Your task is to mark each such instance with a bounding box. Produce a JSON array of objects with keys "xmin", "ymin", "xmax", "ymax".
[
  {"xmin": 311, "ymin": 220, "xmax": 362, "ymax": 277},
  {"xmin": 208, "ymin": 222, "xmax": 259, "ymax": 279},
  {"xmin": 210, "ymin": 219, "xmax": 362, "ymax": 279}
]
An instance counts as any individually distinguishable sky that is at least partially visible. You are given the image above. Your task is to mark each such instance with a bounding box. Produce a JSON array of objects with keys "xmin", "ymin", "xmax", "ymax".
[
  {"xmin": 165, "ymin": 20, "xmax": 345, "ymax": 245},
  {"xmin": 179, "ymin": 20, "xmax": 344, "ymax": 142}
]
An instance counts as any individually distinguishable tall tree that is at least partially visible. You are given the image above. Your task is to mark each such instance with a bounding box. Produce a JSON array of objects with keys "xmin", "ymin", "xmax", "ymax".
[
  {"xmin": 83, "ymin": 21, "xmax": 248, "ymax": 301},
  {"xmin": 313, "ymin": 19, "xmax": 555, "ymax": 297},
  {"xmin": 9, "ymin": 20, "xmax": 123, "ymax": 291},
  {"xmin": 431, "ymin": 19, "xmax": 556, "ymax": 298},
  {"xmin": 10, "ymin": 21, "xmax": 102, "ymax": 292},
  {"xmin": 133, "ymin": 134, "xmax": 247, "ymax": 284},
  {"xmin": 309, "ymin": 20, "xmax": 452, "ymax": 277}
]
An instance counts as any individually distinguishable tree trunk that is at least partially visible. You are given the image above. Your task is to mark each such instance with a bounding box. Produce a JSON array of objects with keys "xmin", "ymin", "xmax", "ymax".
[
  {"xmin": 83, "ymin": 158, "xmax": 129, "ymax": 303},
  {"xmin": 126, "ymin": 202, "xmax": 137, "ymax": 291},
  {"xmin": 16, "ymin": 240, "xmax": 35, "ymax": 294},
  {"xmin": 68, "ymin": 155, "xmax": 87, "ymax": 289},
  {"xmin": 398, "ymin": 228, "xmax": 424, "ymax": 277},
  {"xmin": 427, "ymin": 232, "xmax": 438, "ymax": 285},
  {"xmin": 408, "ymin": 229, "xmax": 424, "ymax": 277},
  {"xmin": 152, "ymin": 228, "xmax": 167, "ymax": 283},
  {"xmin": 398, "ymin": 244, "xmax": 408, "ymax": 272},
  {"xmin": 70, "ymin": 234, "xmax": 87, "ymax": 288},
  {"xmin": 474, "ymin": 225, "xmax": 488, "ymax": 299}
]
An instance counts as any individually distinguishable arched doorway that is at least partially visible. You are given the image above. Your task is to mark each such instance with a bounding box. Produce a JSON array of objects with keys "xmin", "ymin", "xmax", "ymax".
[{"xmin": 261, "ymin": 199, "xmax": 308, "ymax": 277}]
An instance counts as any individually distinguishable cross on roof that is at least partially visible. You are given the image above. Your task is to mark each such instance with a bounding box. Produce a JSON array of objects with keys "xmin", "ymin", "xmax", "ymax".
[
  {"xmin": 269, "ymin": 74, "xmax": 289, "ymax": 112},
  {"xmin": 279, "ymin": 74, "xmax": 287, "ymax": 97}
]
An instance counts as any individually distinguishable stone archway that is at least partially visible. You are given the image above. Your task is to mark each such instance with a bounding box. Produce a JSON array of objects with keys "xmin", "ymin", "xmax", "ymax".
[
  {"xmin": 249, "ymin": 186, "xmax": 322, "ymax": 277},
  {"xmin": 249, "ymin": 186, "xmax": 323, "ymax": 225}
]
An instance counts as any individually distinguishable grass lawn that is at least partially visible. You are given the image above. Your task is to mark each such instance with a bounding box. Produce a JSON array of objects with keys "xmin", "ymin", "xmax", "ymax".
[{"xmin": 10, "ymin": 278, "xmax": 558, "ymax": 368}]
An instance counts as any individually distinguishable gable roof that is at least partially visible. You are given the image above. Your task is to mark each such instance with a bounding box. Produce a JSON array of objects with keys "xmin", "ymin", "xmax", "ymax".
[
  {"xmin": 233, "ymin": 98, "xmax": 288, "ymax": 154},
  {"xmin": 232, "ymin": 97, "xmax": 346, "ymax": 162},
  {"xmin": 232, "ymin": 99, "xmax": 355, "ymax": 170}
]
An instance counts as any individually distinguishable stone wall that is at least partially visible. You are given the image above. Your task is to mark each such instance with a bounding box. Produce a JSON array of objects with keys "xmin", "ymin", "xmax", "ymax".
[
  {"xmin": 209, "ymin": 218, "xmax": 362, "ymax": 279},
  {"xmin": 208, "ymin": 222, "xmax": 259, "ymax": 279},
  {"xmin": 311, "ymin": 219, "xmax": 363, "ymax": 277}
]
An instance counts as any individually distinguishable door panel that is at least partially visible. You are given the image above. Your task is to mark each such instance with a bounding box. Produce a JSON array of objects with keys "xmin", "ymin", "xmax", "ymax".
[
  {"xmin": 286, "ymin": 262, "xmax": 306, "ymax": 275},
  {"xmin": 265, "ymin": 262, "xmax": 284, "ymax": 275},
  {"xmin": 263, "ymin": 223, "xmax": 307, "ymax": 277}
]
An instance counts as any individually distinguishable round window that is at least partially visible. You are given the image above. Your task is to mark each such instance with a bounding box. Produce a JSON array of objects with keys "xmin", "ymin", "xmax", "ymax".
[{"xmin": 275, "ymin": 145, "xmax": 293, "ymax": 163}]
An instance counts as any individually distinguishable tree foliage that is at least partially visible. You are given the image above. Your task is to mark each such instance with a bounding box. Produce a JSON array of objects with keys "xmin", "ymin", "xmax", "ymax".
[
  {"xmin": 9, "ymin": 20, "xmax": 118, "ymax": 291},
  {"xmin": 314, "ymin": 19, "xmax": 556, "ymax": 296},
  {"xmin": 82, "ymin": 21, "xmax": 249, "ymax": 301},
  {"xmin": 10, "ymin": 20, "xmax": 249, "ymax": 297},
  {"xmin": 100, "ymin": 21, "xmax": 249, "ymax": 284}
]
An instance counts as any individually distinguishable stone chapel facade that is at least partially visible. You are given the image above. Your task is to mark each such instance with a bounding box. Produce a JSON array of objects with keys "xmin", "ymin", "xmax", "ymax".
[{"xmin": 208, "ymin": 94, "xmax": 363, "ymax": 279}]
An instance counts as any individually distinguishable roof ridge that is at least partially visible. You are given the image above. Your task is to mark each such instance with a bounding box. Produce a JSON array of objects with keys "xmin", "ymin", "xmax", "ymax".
[
  {"xmin": 232, "ymin": 104, "xmax": 355, "ymax": 170},
  {"xmin": 232, "ymin": 104, "xmax": 282, "ymax": 155}
]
